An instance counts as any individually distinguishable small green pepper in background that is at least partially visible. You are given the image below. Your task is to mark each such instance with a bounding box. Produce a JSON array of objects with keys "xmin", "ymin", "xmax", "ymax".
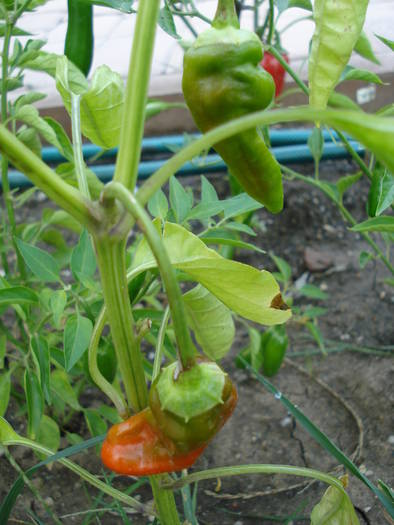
[
  {"xmin": 65, "ymin": 0, "xmax": 94, "ymax": 76},
  {"xmin": 261, "ymin": 325, "xmax": 288, "ymax": 377},
  {"xmin": 182, "ymin": 0, "xmax": 283, "ymax": 213}
]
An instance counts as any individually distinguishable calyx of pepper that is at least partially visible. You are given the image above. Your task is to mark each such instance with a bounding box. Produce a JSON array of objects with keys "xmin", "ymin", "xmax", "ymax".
[{"xmin": 155, "ymin": 361, "xmax": 226, "ymax": 422}]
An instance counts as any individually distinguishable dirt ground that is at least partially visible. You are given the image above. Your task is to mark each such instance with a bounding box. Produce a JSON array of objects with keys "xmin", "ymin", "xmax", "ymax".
[{"xmin": 1, "ymin": 159, "xmax": 393, "ymax": 524}]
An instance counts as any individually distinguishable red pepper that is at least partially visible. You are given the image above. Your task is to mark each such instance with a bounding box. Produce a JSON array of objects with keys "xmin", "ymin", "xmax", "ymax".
[
  {"xmin": 261, "ymin": 51, "xmax": 289, "ymax": 97},
  {"xmin": 101, "ymin": 408, "xmax": 206, "ymax": 476}
]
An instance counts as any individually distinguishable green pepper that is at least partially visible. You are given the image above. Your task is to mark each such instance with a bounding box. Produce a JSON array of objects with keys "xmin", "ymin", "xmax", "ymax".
[
  {"xmin": 182, "ymin": 0, "xmax": 283, "ymax": 213},
  {"xmin": 149, "ymin": 361, "xmax": 237, "ymax": 453},
  {"xmin": 261, "ymin": 325, "xmax": 288, "ymax": 377},
  {"xmin": 64, "ymin": 0, "xmax": 94, "ymax": 76}
]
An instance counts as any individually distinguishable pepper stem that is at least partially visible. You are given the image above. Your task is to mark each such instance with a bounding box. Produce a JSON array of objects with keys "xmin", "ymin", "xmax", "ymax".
[
  {"xmin": 212, "ymin": 0, "xmax": 240, "ymax": 29},
  {"xmin": 101, "ymin": 182, "xmax": 196, "ymax": 371}
]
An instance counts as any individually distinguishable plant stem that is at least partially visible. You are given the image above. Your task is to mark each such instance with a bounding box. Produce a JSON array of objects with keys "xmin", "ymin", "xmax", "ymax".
[
  {"xmin": 102, "ymin": 182, "xmax": 195, "ymax": 370},
  {"xmin": 151, "ymin": 476, "xmax": 182, "ymax": 525},
  {"xmin": 113, "ymin": 0, "xmax": 160, "ymax": 191},
  {"xmin": 71, "ymin": 93, "xmax": 90, "ymax": 198},
  {"xmin": 267, "ymin": 0, "xmax": 274, "ymax": 45},
  {"xmin": 153, "ymin": 306, "xmax": 170, "ymax": 381},
  {"xmin": 94, "ymin": 236, "xmax": 148, "ymax": 412},
  {"xmin": 212, "ymin": 0, "xmax": 239, "ymax": 29},
  {"xmin": 0, "ymin": 124, "xmax": 99, "ymax": 229},
  {"xmin": 163, "ymin": 464, "xmax": 345, "ymax": 493},
  {"xmin": 282, "ymin": 165, "xmax": 394, "ymax": 274},
  {"xmin": 88, "ymin": 307, "xmax": 128, "ymax": 417}
]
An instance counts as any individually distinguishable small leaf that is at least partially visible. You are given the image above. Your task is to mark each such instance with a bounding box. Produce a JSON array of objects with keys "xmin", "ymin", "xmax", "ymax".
[
  {"xmin": 311, "ymin": 481, "xmax": 360, "ymax": 524},
  {"xmin": 222, "ymin": 193, "xmax": 263, "ymax": 219},
  {"xmin": 270, "ymin": 254, "xmax": 292, "ymax": 282},
  {"xmin": 375, "ymin": 33, "xmax": 394, "ymax": 51},
  {"xmin": 15, "ymin": 239, "xmax": 60, "ymax": 283},
  {"xmin": 350, "ymin": 216, "xmax": 394, "ymax": 233},
  {"xmin": 354, "ymin": 31, "xmax": 380, "ymax": 64},
  {"xmin": 50, "ymin": 369, "xmax": 81, "ymax": 411},
  {"xmin": 359, "ymin": 251, "xmax": 374, "ymax": 269},
  {"xmin": 169, "ymin": 176, "xmax": 192, "ymax": 223},
  {"xmin": 186, "ymin": 201, "xmax": 224, "ymax": 221},
  {"xmin": 24, "ymin": 369, "xmax": 44, "ymax": 440},
  {"xmin": 148, "ymin": 189, "xmax": 168, "ymax": 220},
  {"xmin": 31, "ymin": 336, "xmax": 51, "ymax": 405},
  {"xmin": 201, "ymin": 236, "xmax": 265, "ymax": 254},
  {"xmin": 287, "ymin": 0, "xmax": 312, "ymax": 10},
  {"xmin": 64, "ymin": 315, "xmax": 93, "ymax": 371},
  {"xmin": 367, "ymin": 167, "xmax": 394, "ymax": 217},
  {"xmin": 184, "ymin": 285, "xmax": 235, "ymax": 360},
  {"xmin": 336, "ymin": 172, "xmax": 363, "ymax": 199},
  {"xmin": 308, "ymin": 126, "xmax": 324, "ymax": 163},
  {"xmin": 0, "ymin": 417, "xmax": 21, "ymax": 443},
  {"xmin": 201, "ymin": 176, "xmax": 218, "ymax": 203},
  {"xmin": 303, "ymin": 306, "xmax": 328, "ymax": 318},
  {"xmin": 70, "ymin": 229, "xmax": 96, "ymax": 281},
  {"xmin": 0, "ymin": 24, "xmax": 32, "ymax": 36},
  {"xmin": 0, "ymin": 286, "xmax": 39, "ymax": 306},
  {"xmin": 306, "ymin": 321, "xmax": 326, "ymax": 354},
  {"xmin": 224, "ymin": 222, "xmax": 256, "ymax": 237},
  {"xmin": 299, "ymin": 284, "xmax": 329, "ymax": 300},
  {"xmin": 84, "ymin": 408, "xmax": 107, "ymax": 437},
  {"xmin": 37, "ymin": 415, "xmax": 60, "ymax": 454},
  {"xmin": 341, "ymin": 66, "xmax": 384, "ymax": 85},
  {"xmin": 0, "ymin": 372, "xmax": 11, "ymax": 417},
  {"xmin": 158, "ymin": 2, "xmax": 180, "ymax": 39},
  {"xmin": 49, "ymin": 290, "xmax": 67, "ymax": 329}
]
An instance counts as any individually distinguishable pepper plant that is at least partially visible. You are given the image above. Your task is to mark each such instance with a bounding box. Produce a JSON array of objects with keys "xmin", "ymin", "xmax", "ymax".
[{"xmin": 0, "ymin": 0, "xmax": 393, "ymax": 524}]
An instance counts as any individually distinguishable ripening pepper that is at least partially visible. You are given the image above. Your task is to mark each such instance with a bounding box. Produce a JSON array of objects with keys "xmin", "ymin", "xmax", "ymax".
[
  {"xmin": 182, "ymin": 0, "xmax": 283, "ymax": 213},
  {"xmin": 149, "ymin": 361, "xmax": 237, "ymax": 453},
  {"xmin": 261, "ymin": 51, "xmax": 289, "ymax": 97},
  {"xmin": 101, "ymin": 408, "xmax": 206, "ymax": 476}
]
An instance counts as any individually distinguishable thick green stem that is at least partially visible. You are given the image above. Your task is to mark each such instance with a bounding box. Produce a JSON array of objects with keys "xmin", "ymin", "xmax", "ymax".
[
  {"xmin": 212, "ymin": 0, "xmax": 240, "ymax": 29},
  {"xmin": 102, "ymin": 182, "xmax": 195, "ymax": 370},
  {"xmin": 267, "ymin": 0, "xmax": 274, "ymax": 45},
  {"xmin": 113, "ymin": 0, "xmax": 160, "ymax": 191},
  {"xmin": 151, "ymin": 476, "xmax": 181, "ymax": 525},
  {"xmin": 0, "ymin": 124, "xmax": 99, "ymax": 229},
  {"xmin": 94, "ymin": 237, "xmax": 148, "ymax": 412},
  {"xmin": 71, "ymin": 93, "xmax": 90, "ymax": 198},
  {"xmin": 88, "ymin": 307, "xmax": 128, "ymax": 417}
]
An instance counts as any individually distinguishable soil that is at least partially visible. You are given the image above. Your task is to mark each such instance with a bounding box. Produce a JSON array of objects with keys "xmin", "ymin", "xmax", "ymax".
[{"xmin": 1, "ymin": 159, "xmax": 393, "ymax": 525}]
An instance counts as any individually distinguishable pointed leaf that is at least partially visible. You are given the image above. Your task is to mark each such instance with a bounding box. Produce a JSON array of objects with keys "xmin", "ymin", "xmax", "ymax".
[
  {"xmin": 24, "ymin": 369, "xmax": 44, "ymax": 440},
  {"xmin": 169, "ymin": 176, "xmax": 192, "ymax": 223},
  {"xmin": 37, "ymin": 415, "xmax": 60, "ymax": 454},
  {"xmin": 70, "ymin": 229, "xmax": 96, "ymax": 281},
  {"xmin": 350, "ymin": 216, "xmax": 394, "ymax": 233},
  {"xmin": 64, "ymin": 315, "xmax": 93, "ymax": 371},
  {"xmin": 15, "ymin": 239, "xmax": 60, "ymax": 283},
  {"xmin": 354, "ymin": 31, "xmax": 380, "ymax": 64},
  {"xmin": 50, "ymin": 369, "xmax": 81, "ymax": 411},
  {"xmin": 0, "ymin": 371, "xmax": 11, "ymax": 417},
  {"xmin": 0, "ymin": 286, "xmax": 38, "ymax": 306},
  {"xmin": 311, "ymin": 481, "xmax": 360, "ymax": 524},
  {"xmin": 367, "ymin": 167, "xmax": 394, "ymax": 217}
]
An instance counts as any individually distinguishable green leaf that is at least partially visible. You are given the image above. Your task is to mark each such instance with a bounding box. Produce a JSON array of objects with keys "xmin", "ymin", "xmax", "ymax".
[
  {"xmin": 186, "ymin": 201, "xmax": 224, "ymax": 221},
  {"xmin": 31, "ymin": 336, "xmax": 51, "ymax": 405},
  {"xmin": 49, "ymin": 290, "xmax": 67, "ymax": 329},
  {"xmin": 14, "ymin": 92, "xmax": 47, "ymax": 112},
  {"xmin": 184, "ymin": 285, "xmax": 235, "ymax": 361},
  {"xmin": 201, "ymin": 176, "xmax": 219, "ymax": 202},
  {"xmin": 0, "ymin": 417, "xmax": 21, "ymax": 443},
  {"xmin": 306, "ymin": 321, "xmax": 326, "ymax": 354},
  {"xmin": 0, "ymin": 371, "xmax": 11, "ymax": 417},
  {"xmin": 336, "ymin": 172, "xmax": 362, "ymax": 199},
  {"xmin": 270, "ymin": 253, "xmax": 292, "ymax": 282},
  {"xmin": 148, "ymin": 189, "xmax": 168, "ymax": 220},
  {"xmin": 303, "ymin": 306, "xmax": 327, "ymax": 318},
  {"xmin": 0, "ymin": 24, "xmax": 32, "ymax": 36},
  {"xmin": 354, "ymin": 31, "xmax": 380, "ymax": 64},
  {"xmin": 50, "ymin": 369, "xmax": 81, "ymax": 411},
  {"xmin": 288, "ymin": 0, "xmax": 312, "ymax": 10},
  {"xmin": 328, "ymin": 91, "xmax": 360, "ymax": 111},
  {"xmin": 340, "ymin": 66, "xmax": 384, "ymax": 85},
  {"xmin": 307, "ymin": 126, "xmax": 324, "ymax": 163},
  {"xmin": 201, "ymin": 236, "xmax": 265, "ymax": 254},
  {"xmin": 14, "ymin": 105, "xmax": 72, "ymax": 160},
  {"xmin": 85, "ymin": 0, "xmax": 135, "ymax": 12},
  {"xmin": 169, "ymin": 176, "xmax": 192, "ymax": 223},
  {"xmin": 222, "ymin": 193, "xmax": 263, "ymax": 219},
  {"xmin": 130, "ymin": 221, "xmax": 291, "ymax": 326},
  {"xmin": 0, "ymin": 336, "xmax": 5, "ymax": 369},
  {"xmin": 15, "ymin": 239, "xmax": 60, "ymax": 283},
  {"xmin": 36, "ymin": 415, "xmax": 60, "ymax": 454},
  {"xmin": 84, "ymin": 408, "xmax": 107, "ymax": 437},
  {"xmin": 309, "ymin": 0, "xmax": 369, "ymax": 110},
  {"xmin": 70, "ymin": 229, "xmax": 96, "ymax": 281},
  {"xmin": 145, "ymin": 99, "xmax": 186, "ymax": 120},
  {"xmin": 158, "ymin": 2, "xmax": 180, "ymax": 39},
  {"xmin": 311, "ymin": 481, "xmax": 360, "ymax": 524},
  {"xmin": 0, "ymin": 286, "xmax": 39, "ymax": 306},
  {"xmin": 350, "ymin": 216, "xmax": 394, "ymax": 233},
  {"xmin": 367, "ymin": 167, "xmax": 394, "ymax": 217},
  {"xmin": 298, "ymin": 283, "xmax": 329, "ymax": 300},
  {"xmin": 42, "ymin": 116, "xmax": 74, "ymax": 161},
  {"xmin": 224, "ymin": 221, "xmax": 256, "ymax": 236},
  {"xmin": 16, "ymin": 127, "xmax": 41, "ymax": 158},
  {"xmin": 375, "ymin": 33, "xmax": 394, "ymax": 51},
  {"xmin": 359, "ymin": 251, "xmax": 374, "ymax": 269},
  {"xmin": 24, "ymin": 369, "xmax": 44, "ymax": 440},
  {"xmin": 56, "ymin": 58, "xmax": 124, "ymax": 148},
  {"xmin": 64, "ymin": 315, "xmax": 93, "ymax": 371}
]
